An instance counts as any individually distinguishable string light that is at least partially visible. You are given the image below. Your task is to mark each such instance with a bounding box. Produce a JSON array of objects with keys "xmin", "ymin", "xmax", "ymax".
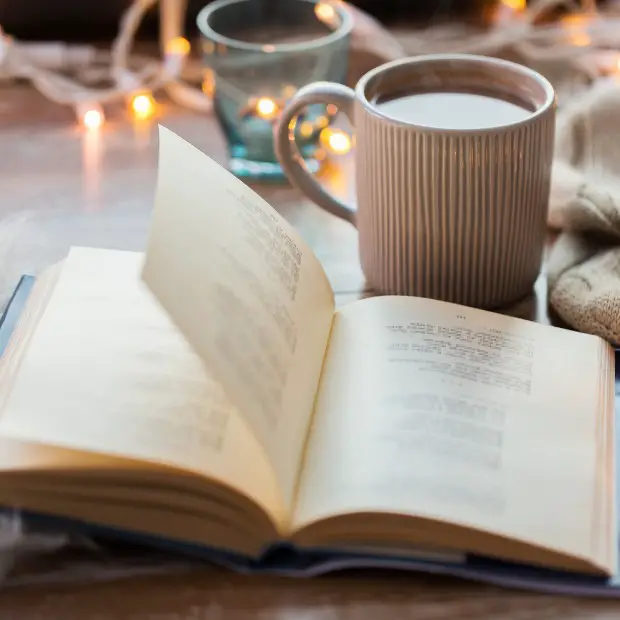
[
  {"xmin": 490, "ymin": 0, "xmax": 526, "ymax": 24},
  {"xmin": 165, "ymin": 36, "xmax": 190, "ymax": 56},
  {"xmin": 80, "ymin": 105, "xmax": 105, "ymax": 130},
  {"xmin": 163, "ymin": 35, "xmax": 190, "ymax": 78},
  {"xmin": 500, "ymin": 0, "xmax": 526, "ymax": 10},
  {"xmin": 320, "ymin": 127, "xmax": 352, "ymax": 155},
  {"xmin": 282, "ymin": 85, "xmax": 297, "ymax": 99},
  {"xmin": 299, "ymin": 121, "xmax": 314, "ymax": 138},
  {"xmin": 314, "ymin": 148, "xmax": 327, "ymax": 162},
  {"xmin": 561, "ymin": 13, "xmax": 592, "ymax": 47},
  {"xmin": 0, "ymin": 0, "xmax": 204, "ymax": 129},
  {"xmin": 255, "ymin": 97, "xmax": 278, "ymax": 120},
  {"xmin": 315, "ymin": 2, "xmax": 338, "ymax": 25},
  {"xmin": 131, "ymin": 92, "xmax": 157, "ymax": 120},
  {"xmin": 315, "ymin": 115, "xmax": 329, "ymax": 129},
  {"xmin": 568, "ymin": 31, "xmax": 591, "ymax": 46},
  {"xmin": 2, "ymin": 0, "xmax": 619, "ymax": 135}
]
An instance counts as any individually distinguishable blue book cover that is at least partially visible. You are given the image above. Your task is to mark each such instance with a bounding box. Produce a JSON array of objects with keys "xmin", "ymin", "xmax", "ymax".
[{"xmin": 1, "ymin": 275, "xmax": 620, "ymax": 597}]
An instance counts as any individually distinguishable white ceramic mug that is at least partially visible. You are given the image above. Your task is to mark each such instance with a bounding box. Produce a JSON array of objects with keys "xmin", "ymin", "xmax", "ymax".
[{"xmin": 274, "ymin": 54, "xmax": 556, "ymax": 309}]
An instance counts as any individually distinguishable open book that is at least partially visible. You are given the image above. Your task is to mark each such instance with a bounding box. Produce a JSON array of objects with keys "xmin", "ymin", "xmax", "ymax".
[{"xmin": 0, "ymin": 127, "xmax": 615, "ymax": 580}]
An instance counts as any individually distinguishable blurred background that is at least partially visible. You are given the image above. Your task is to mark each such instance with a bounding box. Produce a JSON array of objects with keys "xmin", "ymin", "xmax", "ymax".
[{"xmin": 0, "ymin": 0, "xmax": 601, "ymax": 40}]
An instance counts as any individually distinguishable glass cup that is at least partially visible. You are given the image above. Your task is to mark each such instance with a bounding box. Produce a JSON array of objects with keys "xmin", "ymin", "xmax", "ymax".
[{"xmin": 197, "ymin": 0, "xmax": 352, "ymax": 181}]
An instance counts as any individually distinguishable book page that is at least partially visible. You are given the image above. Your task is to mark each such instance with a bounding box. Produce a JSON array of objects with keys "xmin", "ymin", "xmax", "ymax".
[
  {"xmin": 141, "ymin": 127, "xmax": 335, "ymax": 509},
  {"xmin": 0, "ymin": 247, "xmax": 286, "ymax": 525},
  {"xmin": 293, "ymin": 295, "xmax": 610, "ymax": 563}
]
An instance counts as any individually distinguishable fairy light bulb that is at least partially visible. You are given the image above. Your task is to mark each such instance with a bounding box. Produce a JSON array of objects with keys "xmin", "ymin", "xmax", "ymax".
[
  {"xmin": 282, "ymin": 85, "xmax": 297, "ymax": 99},
  {"xmin": 131, "ymin": 93, "xmax": 156, "ymax": 120},
  {"xmin": 166, "ymin": 36, "xmax": 191, "ymax": 56},
  {"xmin": 570, "ymin": 32, "xmax": 591, "ymax": 46},
  {"xmin": 315, "ymin": 2, "xmax": 337, "ymax": 23},
  {"xmin": 321, "ymin": 127, "xmax": 352, "ymax": 155},
  {"xmin": 561, "ymin": 13, "xmax": 592, "ymax": 46},
  {"xmin": 202, "ymin": 73, "xmax": 215, "ymax": 97},
  {"xmin": 164, "ymin": 37, "xmax": 191, "ymax": 76},
  {"xmin": 256, "ymin": 97, "xmax": 278, "ymax": 120},
  {"xmin": 491, "ymin": 0, "xmax": 526, "ymax": 23},
  {"xmin": 315, "ymin": 115, "xmax": 329, "ymax": 129},
  {"xmin": 300, "ymin": 121, "xmax": 314, "ymax": 138},
  {"xmin": 81, "ymin": 105, "xmax": 104, "ymax": 130},
  {"xmin": 500, "ymin": 0, "xmax": 526, "ymax": 10}
]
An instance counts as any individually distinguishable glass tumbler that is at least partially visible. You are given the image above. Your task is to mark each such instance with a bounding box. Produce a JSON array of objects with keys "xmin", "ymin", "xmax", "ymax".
[{"xmin": 197, "ymin": 0, "xmax": 352, "ymax": 181}]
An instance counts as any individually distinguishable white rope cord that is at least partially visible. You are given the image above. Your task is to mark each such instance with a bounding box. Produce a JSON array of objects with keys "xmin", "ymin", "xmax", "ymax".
[{"xmin": 0, "ymin": 0, "xmax": 201, "ymax": 119}]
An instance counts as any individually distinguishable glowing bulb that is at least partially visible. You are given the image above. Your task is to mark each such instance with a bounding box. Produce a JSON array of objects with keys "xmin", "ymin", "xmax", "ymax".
[
  {"xmin": 300, "ymin": 121, "xmax": 314, "ymax": 138},
  {"xmin": 166, "ymin": 36, "xmax": 191, "ymax": 56},
  {"xmin": 314, "ymin": 148, "xmax": 327, "ymax": 162},
  {"xmin": 315, "ymin": 2, "xmax": 336, "ymax": 22},
  {"xmin": 131, "ymin": 93, "xmax": 156, "ymax": 120},
  {"xmin": 202, "ymin": 71, "xmax": 215, "ymax": 96},
  {"xmin": 562, "ymin": 13, "xmax": 589, "ymax": 26},
  {"xmin": 561, "ymin": 12, "xmax": 592, "ymax": 46},
  {"xmin": 82, "ymin": 106, "xmax": 104, "ymax": 130},
  {"xmin": 326, "ymin": 103, "xmax": 338, "ymax": 116},
  {"xmin": 570, "ymin": 32, "xmax": 591, "ymax": 46},
  {"xmin": 500, "ymin": 0, "xmax": 526, "ymax": 10},
  {"xmin": 321, "ymin": 128, "xmax": 352, "ymax": 155},
  {"xmin": 256, "ymin": 97, "xmax": 278, "ymax": 120},
  {"xmin": 315, "ymin": 115, "xmax": 329, "ymax": 129}
]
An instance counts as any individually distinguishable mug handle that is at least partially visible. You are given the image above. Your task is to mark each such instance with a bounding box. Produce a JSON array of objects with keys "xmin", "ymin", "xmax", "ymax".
[{"xmin": 275, "ymin": 82, "xmax": 357, "ymax": 226}]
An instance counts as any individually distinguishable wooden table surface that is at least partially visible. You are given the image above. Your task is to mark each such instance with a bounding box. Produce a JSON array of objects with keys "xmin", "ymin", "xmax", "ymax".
[{"xmin": 0, "ymin": 84, "xmax": 616, "ymax": 619}]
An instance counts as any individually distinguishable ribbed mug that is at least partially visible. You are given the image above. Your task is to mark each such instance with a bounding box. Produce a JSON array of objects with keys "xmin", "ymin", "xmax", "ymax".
[{"xmin": 274, "ymin": 54, "xmax": 556, "ymax": 309}]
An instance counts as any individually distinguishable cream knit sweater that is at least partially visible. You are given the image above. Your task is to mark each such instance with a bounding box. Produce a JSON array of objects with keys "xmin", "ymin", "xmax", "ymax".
[{"xmin": 547, "ymin": 79, "xmax": 620, "ymax": 345}]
